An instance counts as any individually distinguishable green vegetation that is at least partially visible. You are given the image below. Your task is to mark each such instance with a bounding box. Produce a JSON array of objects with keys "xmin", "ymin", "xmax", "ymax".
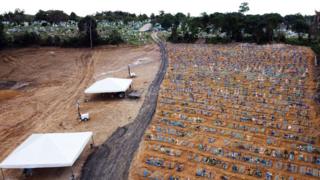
[
  {"xmin": 78, "ymin": 16, "xmax": 99, "ymax": 47},
  {"xmin": 0, "ymin": 10, "xmax": 151, "ymax": 48},
  {"xmin": 0, "ymin": 22, "xmax": 5, "ymax": 48},
  {"xmin": 34, "ymin": 10, "xmax": 69, "ymax": 24},
  {"xmin": 239, "ymin": 2, "xmax": 250, "ymax": 14},
  {"xmin": 0, "ymin": 3, "xmax": 319, "ymax": 53},
  {"xmin": 95, "ymin": 11, "xmax": 148, "ymax": 23},
  {"xmin": 151, "ymin": 3, "xmax": 319, "ymax": 54}
]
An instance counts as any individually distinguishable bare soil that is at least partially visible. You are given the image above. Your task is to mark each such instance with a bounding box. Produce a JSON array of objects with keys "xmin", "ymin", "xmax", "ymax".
[
  {"xmin": 80, "ymin": 39, "xmax": 168, "ymax": 180},
  {"xmin": 0, "ymin": 44, "xmax": 160, "ymax": 180}
]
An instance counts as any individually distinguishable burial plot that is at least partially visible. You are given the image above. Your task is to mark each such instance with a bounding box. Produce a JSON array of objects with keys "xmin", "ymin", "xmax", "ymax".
[{"xmin": 130, "ymin": 44, "xmax": 320, "ymax": 180}]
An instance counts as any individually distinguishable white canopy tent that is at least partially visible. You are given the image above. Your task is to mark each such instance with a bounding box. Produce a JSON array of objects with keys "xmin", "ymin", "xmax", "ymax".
[
  {"xmin": 84, "ymin": 77, "xmax": 132, "ymax": 94},
  {"xmin": 0, "ymin": 132, "xmax": 92, "ymax": 170}
]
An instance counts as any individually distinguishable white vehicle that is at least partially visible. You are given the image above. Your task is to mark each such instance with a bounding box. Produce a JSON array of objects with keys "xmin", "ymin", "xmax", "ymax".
[{"xmin": 80, "ymin": 113, "xmax": 90, "ymax": 121}]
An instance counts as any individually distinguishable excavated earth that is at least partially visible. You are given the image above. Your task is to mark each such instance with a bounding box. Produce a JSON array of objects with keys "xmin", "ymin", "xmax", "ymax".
[{"xmin": 0, "ymin": 44, "xmax": 160, "ymax": 180}]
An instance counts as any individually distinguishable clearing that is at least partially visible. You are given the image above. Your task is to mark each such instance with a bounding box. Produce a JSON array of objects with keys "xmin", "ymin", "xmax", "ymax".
[{"xmin": 0, "ymin": 44, "xmax": 160, "ymax": 179}]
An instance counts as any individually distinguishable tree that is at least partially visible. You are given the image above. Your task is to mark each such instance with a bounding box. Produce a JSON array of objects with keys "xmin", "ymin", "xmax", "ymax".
[
  {"xmin": 175, "ymin": 12, "xmax": 187, "ymax": 24},
  {"xmin": 137, "ymin": 14, "xmax": 148, "ymax": 21},
  {"xmin": 78, "ymin": 16, "xmax": 99, "ymax": 47},
  {"xmin": 34, "ymin": 10, "xmax": 47, "ymax": 21},
  {"xmin": 284, "ymin": 14, "xmax": 309, "ymax": 40},
  {"xmin": 222, "ymin": 13, "xmax": 245, "ymax": 41},
  {"xmin": 200, "ymin": 12, "xmax": 210, "ymax": 32},
  {"xmin": 186, "ymin": 17, "xmax": 201, "ymax": 42},
  {"xmin": 169, "ymin": 25, "xmax": 179, "ymax": 42},
  {"xmin": 208, "ymin": 13, "xmax": 225, "ymax": 34},
  {"xmin": 13, "ymin": 9, "xmax": 26, "ymax": 25},
  {"xmin": 69, "ymin": 12, "xmax": 78, "ymax": 21},
  {"xmin": 168, "ymin": 13, "xmax": 186, "ymax": 42},
  {"xmin": 94, "ymin": 11, "xmax": 137, "ymax": 23},
  {"xmin": 263, "ymin": 13, "xmax": 283, "ymax": 42},
  {"xmin": 293, "ymin": 19, "xmax": 309, "ymax": 40},
  {"xmin": 3, "ymin": 9, "xmax": 27, "ymax": 25},
  {"xmin": 150, "ymin": 13, "xmax": 156, "ymax": 24},
  {"xmin": 156, "ymin": 12, "xmax": 175, "ymax": 30},
  {"xmin": 239, "ymin": 2, "xmax": 250, "ymax": 14},
  {"xmin": 47, "ymin": 10, "xmax": 69, "ymax": 24},
  {"xmin": 34, "ymin": 10, "xmax": 68, "ymax": 24},
  {"xmin": 0, "ymin": 22, "xmax": 6, "ymax": 48},
  {"xmin": 244, "ymin": 15, "xmax": 268, "ymax": 43},
  {"xmin": 284, "ymin": 14, "xmax": 297, "ymax": 29},
  {"xmin": 169, "ymin": 14, "xmax": 199, "ymax": 43}
]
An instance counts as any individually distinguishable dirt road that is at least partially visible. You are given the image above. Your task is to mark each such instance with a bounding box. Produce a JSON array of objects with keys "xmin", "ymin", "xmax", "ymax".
[{"xmin": 80, "ymin": 34, "xmax": 168, "ymax": 180}]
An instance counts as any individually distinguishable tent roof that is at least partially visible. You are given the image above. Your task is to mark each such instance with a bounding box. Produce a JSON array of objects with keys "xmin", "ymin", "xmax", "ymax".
[
  {"xmin": 0, "ymin": 132, "xmax": 92, "ymax": 169},
  {"xmin": 84, "ymin": 77, "xmax": 132, "ymax": 94}
]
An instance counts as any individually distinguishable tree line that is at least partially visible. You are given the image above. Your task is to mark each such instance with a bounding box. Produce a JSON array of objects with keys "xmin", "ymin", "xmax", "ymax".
[
  {"xmin": 0, "ymin": 9, "xmax": 148, "ymax": 25},
  {"xmin": 0, "ymin": 6, "xmax": 319, "ymax": 52},
  {"xmin": 153, "ymin": 12, "xmax": 314, "ymax": 43},
  {"xmin": 151, "ymin": 5, "xmax": 319, "ymax": 53},
  {"xmin": 0, "ymin": 9, "xmax": 137, "ymax": 48}
]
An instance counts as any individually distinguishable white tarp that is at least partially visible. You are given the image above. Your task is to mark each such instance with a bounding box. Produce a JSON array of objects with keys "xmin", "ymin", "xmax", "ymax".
[
  {"xmin": 0, "ymin": 132, "xmax": 92, "ymax": 169},
  {"xmin": 84, "ymin": 77, "xmax": 132, "ymax": 94}
]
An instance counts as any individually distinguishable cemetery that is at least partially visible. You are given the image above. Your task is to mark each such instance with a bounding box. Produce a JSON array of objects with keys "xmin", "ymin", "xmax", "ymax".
[
  {"xmin": 130, "ymin": 43, "xmax": 320, "ymax": 180},
  {"xmin": 3, "ymin": 20, "xmax": 152, "ymax": 45},
  {"xmin": 0, "ymin": 3, "xmax": 319, "ymax": 180}
]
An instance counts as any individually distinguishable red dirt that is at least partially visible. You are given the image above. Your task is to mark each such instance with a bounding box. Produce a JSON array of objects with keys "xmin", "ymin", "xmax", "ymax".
[{"xmin": 0, "ymin": 44, "xmax": 160, "ymax": 179}]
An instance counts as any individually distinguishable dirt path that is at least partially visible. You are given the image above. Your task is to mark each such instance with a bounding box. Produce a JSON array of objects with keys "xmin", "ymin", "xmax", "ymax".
[{"xmin": 80, "ymin": 34, "xmax": 168, "ymax": 180}]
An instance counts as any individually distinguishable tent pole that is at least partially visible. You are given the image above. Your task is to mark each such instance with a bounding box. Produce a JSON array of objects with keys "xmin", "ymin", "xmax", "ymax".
[
  {"xmin": 76, "ymin": 100, "xmax": 81, "ymax": 119},
  {"xmin": 70, "ymin": 167, "xmax": 75, "ymax": 180},
  {"xmin": 128, "ymin": 65, "xmax": 131, "ymax": 77},
  {"xmin": 1, "ymin": 169, "xmax": 5, "ymax": 180},
  {"xmin": 91, "ymin": 136, "xmax": 95, "ymax": 148}
]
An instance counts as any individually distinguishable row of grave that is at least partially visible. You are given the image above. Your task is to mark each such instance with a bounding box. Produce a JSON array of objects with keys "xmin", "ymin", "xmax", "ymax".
[
  {"xmin": 156, "ymin": 111, "xmax": 316, "ymax": 145},
  {"xmin": 159, "ymin": 109, "xmax": 309, "ymax": 135},
  {"xmin": 158, "ymin": 89, "xmax": 310, "ymax": 118},
  {"xmin": 158, "ymin": 97, "xmax": 310, "ymax": 122},
  {"xmin": 145, "ymin": 129, "xmax": 320, "ymax": 165},
  {"xmin": 155, "ymin": 117, "xmax": 317, "ymax": 147},
  {"xmin": 133, "ymin": 44, "xmax": 318, "ymax": 179},
  {"xmin": 141, "ymin": 136, "xmax": 320, "ymax": 178}
]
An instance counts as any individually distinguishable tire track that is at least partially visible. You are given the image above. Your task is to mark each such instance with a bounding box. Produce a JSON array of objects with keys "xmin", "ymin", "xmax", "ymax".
[
  {"xmin": 0, "ymin": 51, "xmax": 96, "ymax": 160},
  {"xmin": 80, "ymin": 33, "xmax": 168, "ymax": 180}
]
